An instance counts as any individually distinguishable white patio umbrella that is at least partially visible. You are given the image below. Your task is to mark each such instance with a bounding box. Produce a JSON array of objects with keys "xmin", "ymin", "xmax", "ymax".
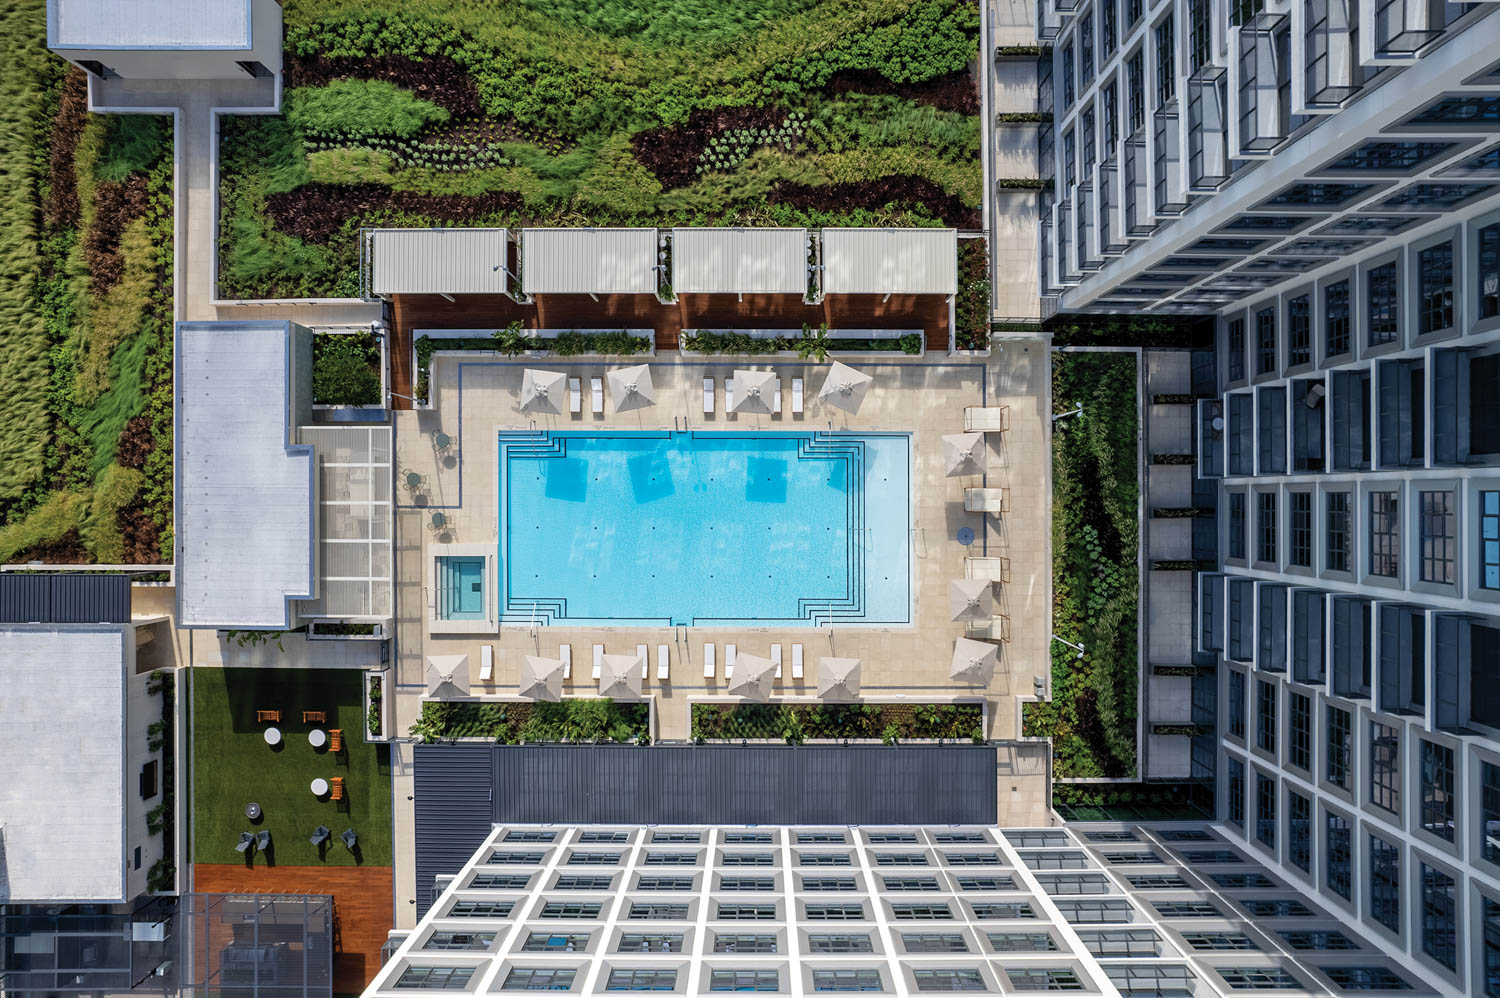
[
  {"xmin": 731, "ymin": 369, "xmax": 778, "ymax": 414},
  {"xmin": 520, "ymin": 369, "xmax": 567, "ymax": 414},
  {"xmin": 949, "ymin": 637, "xmax": 999, "ymax": 685},
  {"xmin": 817, "ymin": 656, "xmax": 863, "ymax": 700},
  {"xmin": 519, "ymin": 655, "xmax": 566, "ymax": 702},
  {"xmin": 818, "ymin": 361, "xmax": 873, "ymax": 415},
  {"xmin": 608, "ymin": 364, "xmax": 656, "ymax": 413},
  {"xmin": 425, "ymin": 653, "xmax": 471, "ymax": 699},
  {"xmin": 598, "ymin": 652, "xmax": 644, "ymax": 699},
  {"xmin": 942, "ymin": 432, "xmax": 987, "ymax": 477},
  {"xmin": 949, "ymin": 578, "xmax": 995, "ymax": 622},
  {"xmin": 726, "ymin": 652, "xmax": 778, "ymax": 700}
]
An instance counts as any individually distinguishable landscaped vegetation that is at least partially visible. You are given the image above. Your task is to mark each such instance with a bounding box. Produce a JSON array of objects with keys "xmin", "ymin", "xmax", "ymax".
[
  {"xmin": 0, "ymin": 2, "xmax": 175, "ymax": 565},
  {"xmin": 691, "ymin": 702, "xmax": 983, "ymax": 744},
  {"xmin": 1022, "ymin": 352, "xmax": 1140, "ymax": 777},
  {"xmin": 219, "ymin": 0, "xmax": 983, "ymax": 299},
  {"xmin": 409, "ymin": 700, "xmax": 652, "ymax": 744},
  {"xmin": 414, "ymin": 328, "xmax": 653, "ymax": 402},
  {"xmin": 312, "ymin": 330, "xmax": 382, "ymax": 405},
  {"xmin": 192, "ymin": 667, "xmax": 393, "ymax": 866}
]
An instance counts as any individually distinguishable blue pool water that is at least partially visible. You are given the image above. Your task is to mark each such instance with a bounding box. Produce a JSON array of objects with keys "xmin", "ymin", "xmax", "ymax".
[
  {"xmin": 438, "ymin": 556, "xmax": 486, "ymax": 620},
  {"xmin": 498, "ymin": 431, "xmax": 910, "ymax": 627}
]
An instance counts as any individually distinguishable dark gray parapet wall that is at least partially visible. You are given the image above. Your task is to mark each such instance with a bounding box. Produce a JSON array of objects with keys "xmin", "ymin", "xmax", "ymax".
[{"xmin": 414, "ymin": 744, "xmax": 997, "ymax": 914}]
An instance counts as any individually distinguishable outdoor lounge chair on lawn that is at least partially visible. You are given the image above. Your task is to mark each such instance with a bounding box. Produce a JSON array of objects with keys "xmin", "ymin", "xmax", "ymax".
[
  {"xmin": 963, "ymin": 405, "xmax": 1010, "ymax": 433},
  {"xmin": 657, "ymin": 644, "xmax": 669, "ymax": 680},
  {"xmin": 236, "ymin": 832, "xmax": 255, "ymax": 854},
  {"xmin": 965, "ymin": 556, "xmax": 1012, "ymax": 583},
  {"xmin": 569, "ymin": 377, "xmax": 582, "ymax": 414},
  {"xmin": 703, "ymin": 377, "xmax": 714, "ymax": 415},
  {"xmin": 302, "ymin": 710, "xmax": 324, "ymax": 724},
  {"xmin": 791, "ymin": 378, "xmax": 804, "ymax": 415},
  {"xmin": 964, "ymin": 487, "xmax": 1010, "ymax": 513},
  {"xmin": 309, "ymin": 825, "xmax": 331, "ymax": 847},
  {"xmin": 772, "ymin": 644, "xmax": 783, "ymax": 679},
  {"xmin": 341, "ymin": 828, "xmax": 357, "ymax": 852},
  {"xmin": 328, "ymin": 729, "xmax": 343, "ymax": 752},
  {"xmin": 560, "ymin": 644, "xmax": 572, "ymax": 678},
  {"xmin": 703, "ymin": 643, "xmax": 716, "ymax": 678},
  {"xmin": 636, "ymin": 644, "xmax": 649, "ymax": 679},
  {"xmin": 791, "ymin": 643, "xmax": 804, "ymax": 679},
  {"xmin": 725, "ymin": 643, "xmax": 737, "ymax": 676},
  {"xmin": 591, "ymin": 377, "xmax": 604, "ymax": 414},
  {"xmin": 330, "ymin": 777, "xmax": 345, "ymax": 802},
  {"xmin": 592, "ymin": 645, "xmax": 604, "ymax": 678},
  {"xmin": 256, "ymin": 710, "xmax": 280, "ymax": 723},
  {"xmin": 255, "ymin": 830, "xmax": 271, "ymax": 852}
]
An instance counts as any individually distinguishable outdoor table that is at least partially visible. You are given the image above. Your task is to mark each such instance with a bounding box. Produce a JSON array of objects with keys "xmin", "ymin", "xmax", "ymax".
[
  {"xmin": 405, "ymin": 472, "xmax": 422, "ymax": 491},
  {"xmin": 308, "ymin": 729, "xmax": 328, "ymax": 749},
  {"xmin": 263, "ymin": 726, "xmax": 281, "ymax": 746},
  {"xmin": 310, "ymin": 778, "xmax": 329, "ymax": 796},
  {"xmin": 430, "ymin": 512, "xmax": 447, "ymax": 529},
  {"xmin": 245, "ymin": 802, "xmax": 261, "ymax": 820},
  {"xmin": 434, "ymin": 432, "xmax": 452, "ymax": 451}
]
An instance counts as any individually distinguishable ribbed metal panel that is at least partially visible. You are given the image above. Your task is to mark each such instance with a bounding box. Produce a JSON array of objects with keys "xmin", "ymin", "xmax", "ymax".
[
  {"xmin": 413, "ymin": 744, "xmax": 494, "ymax": 917},
  {"xmin": 520, "ymin": 228, "xmax": 657, "ymax": 294},
  {"xmin": 821, "ymin": 228, "xmax": 958, "ymax": 295},
  {"xmin": 0, "ymin": 573, "xmax": 130, "ymax": 624},
  {"xmin": 369, "ymin": 229, "xmax": 510, "ymax": 295},
  {"xmin": 671, "ymin": 228, "xmax": 808, "ymax": 294}
]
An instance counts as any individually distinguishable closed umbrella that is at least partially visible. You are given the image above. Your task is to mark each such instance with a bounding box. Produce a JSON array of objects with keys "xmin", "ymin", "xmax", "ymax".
[
  {"xmin": 817, "ymin": 657, "xmax": 862, "ymax": 700},
  {"xmin": 598, "ymin": 653, "xmax": 644, "ymax": 699},
  {"xmin": 949, "ymin": 578, "xmax": 994, "ymax": 621},
  {"xmin": 818, "ymin": 361, "xmax": 873, "ymax": 415},
  {"xmin": 943, "ymin": 432, "xmax": 987, "ymax": 477},
  {"xmin": 520, "ymin": 369, "xmax": 567, "ymax": 414},
  {"xmin": 425, "ymin": 653, "xmax": 470, "ymax": 699},
  {"xmin": 726, "ymin": 652, "xmax": 777, "ymax": 700},
  {"xmin": 607, "ymin": 364, "xmax": 656, "ymax": 413},
  {"xmin": 949, "ymin": 638, "xmax": 998, "ymax": 685},
  {"xmin": 519, "ymin": 655, "xmax": 566, "ymax": 702},
  {"xmin": 731, "ymin": 369, "xmax": 778, "ymax": 414}
]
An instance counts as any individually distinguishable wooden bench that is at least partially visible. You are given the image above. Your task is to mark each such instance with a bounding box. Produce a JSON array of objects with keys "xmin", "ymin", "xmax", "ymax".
[
  {"xmin": 329, "ymin": 777, "xmax": 345, "ymax": 802},
  {"xmin": 256, "ymin": 710, "xmax": 280, "ymax": 723},
  {"xmin": 328, "ymin": 729, "xmax": 344, "ymax": 752},
  {"xmin": 303, "ymin": 710, "xmax": 325, "ymax": 724}
]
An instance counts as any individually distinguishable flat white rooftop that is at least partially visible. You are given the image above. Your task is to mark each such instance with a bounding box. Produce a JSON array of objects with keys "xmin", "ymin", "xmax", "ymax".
[
  {"xmin": 672, "ymin": 227, "xmax": 808, "ymax": 295},
  {"xmin": 369, "ymin": 228, "xmax": 511, "ymax": 296},
  {"xmin": 822, "ymin": 227, "xmax": 958, "ymax": 296},
  {"xmin": 521, "ymin": 228, "xmax": 657, "ymax": 295},
  {"xmin": 175, "ymin": 321, "xmax": 314, "ymax": 629},
  {"xmin": 0, "ymin": 627, "xmax": 126, "ymax": 902},
  {"xmin": 49, "ymin": 0, "xmax": 252, "ymax": 49}
]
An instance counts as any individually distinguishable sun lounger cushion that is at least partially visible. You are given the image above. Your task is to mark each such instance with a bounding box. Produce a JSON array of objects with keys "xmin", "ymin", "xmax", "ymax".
[
  {"xmin": 657, "ymin": 644, "xmax": 669, "ymax": 680},
  {"xmin": 792, "ymin": 643, "xmax": 804, "ymax": 679}
]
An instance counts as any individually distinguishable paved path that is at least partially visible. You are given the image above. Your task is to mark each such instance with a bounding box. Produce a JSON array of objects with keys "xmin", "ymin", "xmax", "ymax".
[{"xmin": 987, "ymin": 0, "xmax": 1043, "ymax": 322}]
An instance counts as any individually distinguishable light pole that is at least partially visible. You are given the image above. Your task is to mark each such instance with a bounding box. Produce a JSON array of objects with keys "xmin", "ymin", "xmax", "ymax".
[
  {"xmin": 1051, "ymin": 634, "xmax": 1085, "ymax": 659},
  {"xmin": 1053, "ymin": 403, "xmax": 1084, "ymax": 422},
  {"xmin": 388, "ymin": 390, "xmax": 419, "ymax": 404}
]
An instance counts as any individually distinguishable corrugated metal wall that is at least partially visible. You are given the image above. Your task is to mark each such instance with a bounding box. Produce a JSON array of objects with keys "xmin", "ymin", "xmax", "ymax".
[
  {"xmin": 0, "ymin": 574, "xmax": 131, "ymax": 624},
  {"xmin": 413, "ymin": 744, "xmax": 996, "ymax": 914}
]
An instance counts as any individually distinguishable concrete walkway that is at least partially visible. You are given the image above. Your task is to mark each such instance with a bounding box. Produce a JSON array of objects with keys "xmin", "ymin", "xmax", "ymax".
[{"xmin": 987, "ymin": 0, "xmax": 1043, "ymax": 323}]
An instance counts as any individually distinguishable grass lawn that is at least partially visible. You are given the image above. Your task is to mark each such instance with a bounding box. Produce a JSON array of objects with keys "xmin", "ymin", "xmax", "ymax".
[{"xmin": 192, "ymin": 667, "xmax": 392, "ymax": 867}]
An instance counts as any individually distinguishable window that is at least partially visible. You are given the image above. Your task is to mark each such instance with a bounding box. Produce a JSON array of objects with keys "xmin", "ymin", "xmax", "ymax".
[
  {"xmin": 651, "ymin": 830, "xmax": 699, "ymax": 842},
  {"xmin": 719, "ymin": 877, "xmax": 775, "ymax": 891},
  {"xmin": 554, "ymin": 875, "xmax": 612, "ymax": 890},
  {"xmin": 718, "ymin": 903, "xmax": 777, "ymax": 920},
  {"xmin": 1325, "ymin": 813, "xmax": 1352, "ymax": 899},
  {"xmin": 1421, "ymin": 741, "xmax": 1455, "ymax": 841},
  {"xmin": 1211, "ymin": 872, "xmax": 1274, "ymax": 889},
  {"xmin": 1064, "ymin": 129, "xmax": 1077, "ymax": 188},
  {"xmin": 891, "ymin": 903, "xmax": 955, "ymax": 920},
  {"xmin": 1324, "ymin": 280, "xmax": 1351, "ymax": 358},
  {"xmin": 1241, "ymin": 899, "xmax": 1313, "ymax": 918},
  {"xmin": 1288, "ymin": 296, "xmax": 1311, "ymax": 366},
  {"xmin": 1256, "ymin": 774, "xmax": 1277, "ymax": 848},
  {"xmin": 1369, "ymin": 492, "xmax": 1399, "ymax": 578},
  {"xmin": 811, "ymin": 969, "xmax": 883, "ymax": 992},
  {"xmin": 1008, "ymin": 968, "xmax": 1085, "ymax": 991},
  {"xmin": 1483, "ymin": 491, "xmax": 1500, "ymax": 590},
  {"xmin": 636, "ymin": 876, "xmax": 694, "ymax": 891},
  {"xmin": 1051, "ymin": 899, "xmax": 1131, "ymax": 922},
  {"xmin": 1326, "ymin": 493, "xmax": 1351, "ymax": 572},
  {"xmin": 396, "ymin": 967, "xmax": 476, "ymax": 990},
  {"xmin": 725, "ymin": 830, "xmax": 772, "ymax": 843},
  {"xmin": 801, "ymin": 877, "xmax": 856, "ymax": 891},
  {"xmin": 1229, "ymin": 670, "xmax": 1246, "ymax": 739},
  {"xmin": 1179, "ymin": 849, "xmax": 1242, "ymax": 863},
  {"xmin": 935, "ymin": 830, "xmax": 987, "ymax": 843},
  {"xmin": 1104, "ymin": 851, "xmax": 1164, "ymax": 864},
  {"xmin": 605, "ymin": 969, "xmax": 677, "ymax": 991},
  {"xmin": 1035, "ymin": 873, "xmax": 1111, "ymax": 895},
  {"xmin": 500, "ymin": 968, "xmax": 576, "ymax": 991},
  {"xmin": 1369, "ymin": 834, "xmax": 1401, "ymax": 932},
  {"xmin": 491, "ymin": 851, "xmax": 545, "ymax": 864},
  {"xmin": 1229, "ymin": 492, "xmax": 1247, "ymax": 560},
  {"xmin": 1289, "ymin": 693, "xmax": 1310, "ymax": 769},
  {"xmin": 1280, "ymin": 929, "xmax": 1357, "ymax": 951},
  {"xmin": 520, "ymin": 932, "xmax": 587, "ymax": 952},
  {"xmin": 944, "ymin": 852, "xmax": 1003, "ymax": 865},
  {"xmin": 1219, "ymin": 968, "xmax": 1304, "ymax": 990},
  {"xmin": 1257, "ymin": 681, "xmax": 1277, "ymax": 753},
  {"xmin": 1257, "ymin": 308, "xmax": 1277, "ymax": 375},
  {"xmin": 868, "ymin": 830, "xmax": 917, "ymax": 843},
  {"xmin": 1287, "ymin": 791, "xmax": 1312, "ymax": 872},
  {"xmin": 567, "ymin": 851, "xmax": 620, "ymax": 865},
  {"xmin": 644, "ymin": 852, "xmax": 696, "ymax": 865},
  {"xmin": 1158, "ymin": 830, "xmax": 1213, "ymax": 842},
  {"xmin": 1153, "ymin": 901, "xmax": 1224, "ymax": 918},
  {"xmin": 1420, "ymin": 491, "xmax": 1456, "ymax": 584},
  {"xmin": 1481, "ymin": 223, "xmax": 1500, "ymax": 321},
  {"xmin": 989, "ymin": 932, "xmax": 1059, "ymax": 952},
  {"xmin": 1076, "ymin": 928, "xmax": 1162, "ymax": 956},
  {"xmin": 1063, "ymin": 44, "xmax": 1076, "ymax": 107},
  {"xmin": 1103, "ymin": 0, "xmax": 1118, "ymax": 53},
  {"xmin": 874, "ymin": 852, "xmax": 928, "ymax": 866},
  {"xmin": 955, "ymin": 876, "xmax": 1015, "ymax": 891},
  {"xmin": 1188, "ymin": 0, "xmax": 1210, "ymax": 71},
  {"xmin": 708, "ymin": 970, "xmax": 778, "ymax": 992},
  {"xmin": 1418, "ymin": 243, "xmax": 1455, "ymax": 333},
  {"xmin": 1228, "ymin": 757, "xmax": 1246, "ymax": 827},
  {"xmin": 428, "ymin": 932, "xmax": 497, "ymax": 951},
  {"xmin": 913, "ymin": 970, "xmax": 986, "ymax": 992},
  {"xmin": 539, "ymin": 902, "xmax": 599, "ymax": 919},
  {"xmin": 1022, "ymin": 851, "xmax": 1089, "ymax": 870},
  {"xmin": 1080, "ymin": 13, "xmax": 1095, "ymax": 85},
  {"xmin": 803, "ymin": 903, "xmax": 864, "ymax": 920},
  {"xmin": 1368, "ymin": 263, "xmax": 1399, "ymax": 346},
  {"xmin": 627, "ymin": 903, "xmax": 688, "ymax": 920},
  {"xmin": 447, "ymin": 901, "xmax": 515, "ymax": 918},
  {"xmin": 1484, "ymin": 763, "xmax": 1500, "ymax": 865},
  {"xmin": 1127, "ymin": 50, "xmax": 1146, "ymax": 133},
  {"xmin": 1154, "ymin": 18, "xmax": 1175, "ymax": 104},
  {"xmin": 902, "ymin": 932, "xmax": 969, "ymax": 953},
  {"xmin": 722, "ymin": 853, "xmax": 774, "ymax": 866},
  {"xmin": 1290, "ymin": 493, "xmax": 1312, "ymax": 567},
  {"xmin": 798, "ymin": 853, "xmax": 850, "ymax": 866},
  {"xmin": 1230, "ymin": 0, "xmax": 1264, "ymax": 22},
  {"xmin": 1128, "ymin": 874, "xmax": 1190, "ymax": 889},
  {"xmin": 1107, "ymin": 965, "xmax": 1195, "ymax": 997},
  {"xmin": 506, "ymin": 830, "xmax": 556, "ymax": 842},
  {"xmin": 1082, "ymin": 107, "xmax": 1097, "ymax": 172},
  {"xmin": 1483, "ymin": 897, "xmax": 1500, "ymax": 998},
  {"xmin": 140, "ymin": 759, "xmax": 159, "ymax": 800},
  {"xmin": 1258, "ymin": 494, "xmax": 1277, "ymax": 564},
  {"xmin": 797, "ymin": 831, "xmax": 846, "ymax": 843},
  {"xmin": 1323, "ymin": 967, "xmax": 1412, "ymax": 990},
  {"xmin": 1421, "ymin": 864, "xmax": 1457, "ymax": 969},
  {"xmin": 806, "ymin": 934, "xmax": 873, "ymax": 953},
  {"xmin": 1370, "ymin": 721, "xmax": 1401, "ymax": 813},
  {"xmin": 1182, "ymin": 932, "xmax": 1259, "ymax": 950},
  {"xmin": 972, "ymin": 901, "xmax": 1039, "ymax": 919},
  {"xmin": 581, "ymin": 830, "xmax": 629, "ymax": 843}
]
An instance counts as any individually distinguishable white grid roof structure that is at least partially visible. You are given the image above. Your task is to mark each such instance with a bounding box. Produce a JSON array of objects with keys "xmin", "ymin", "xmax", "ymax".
[
  {"xmin": 48, "ymin": 0, "xmax": 252, "ymax": 48},
  {"xmin": 369, "ymin": 229, "xmax": 511, "ymax": 296},
  {"xmin": 175, "ymin": 321, "xmax": 314, "ymax": 629},
  {"xmin": 672, "ymin": 228, "xmax": 809, "ymax": 295},
  {"xmin": 0, "ymin": 627, "xmax": 128, "ymax": 902},
  {"xmin": 365, "ymin": 823, "xmax": 1435, "ymax": 998},
  {"xmin": 821, "ymin": 229, "xmax": 958, "ymax": 296},
  {"xmin": 296, "ymin": 425, "xmax": 393, "ymax": 619},
  {"xmin": 521, "ymin": 229, "xmax": 659, "ymax": 295}
]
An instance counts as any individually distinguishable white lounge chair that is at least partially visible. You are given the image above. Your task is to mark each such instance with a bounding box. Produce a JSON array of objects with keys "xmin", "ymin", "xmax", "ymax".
[
  {"xmin": 966, "ymin": 615, "xmax": 1012, "ymax": 643},
  {"xmin": 479, "ymin": 644, "xmax": 494, "ymax": 682},
  {"xmin": 965, "ymin": 556, "xmax": 1012, "ymax": 583},
  {"xmin": 703, "ymin": 643, "xmax": 716, "ymax": 678},
  {"xmin": 964, "ymin": 487, "xmax": 1010, "ymax": 513},
  {"xmin": 773, "ymin": 379, "xmax": 782, "ymax": 414},
  {"xmin": 657, "ymin": 644, "xmax": 670, "ymax": 680},
  {"xmin": 592, "ymin": 644, "xmax": 604, "ymax": 679},
  {"xmin": 726, "ymin": 643, "xmax": 737, "ymax": 677},
  {"xmin": 636, "ymin": 643, "xmax": 649, "ymax": 680},
  {"xmin": 569, "ymin": 377, "xmax": 582, "ymax": 414},
  {"xmin": 703, "ymin": 377, "xmax": 715, "ymax": 416},
  {"xmin": 791, "ymin": 643, "xmax": 804, "ymax": 680},
  {"xmin": 560, "ymin": 644, "xmax": 572, "ymax": 679},
  {"xmin": 725, "ymin": 378, "xmax": 735, "ymax": 412},
  {"xmin": 791, "ymin": 377, "xmax": 804, "ymax": 415},
  {"xmin": 772, "ymin": 643, "xmax": 783, "ymax": 679},
  {"xmin": 591, "ymin": 377, "xmax": 604, "ymax": 415},
  {"xmin": 964, "ymin": 404, "xmax": 1010, "ymax": 433}
]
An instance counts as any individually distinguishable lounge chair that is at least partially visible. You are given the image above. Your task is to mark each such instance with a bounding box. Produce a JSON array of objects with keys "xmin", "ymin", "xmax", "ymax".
[
  {"xmin": 964, "ymin": 405, "xmax": 1010, "ymax": 433},
  {"xmin": 256, "ymin": 710, "xmax": 280, "ymax": 723},
  {"xmin": 592, "ymin": 644, "xmax": 604, "ymax": 679},
  {"xmin": 965, "ymin": 556, "xmax": 1012, "ymax": 583},
  {"xmin": 703, "ymin": 643, "xmax": 716, "ymax": 678},
  {"xmin": 791, "ymin": 378, "xmax": 804, "ymax": 415},
  {"xmin": 330, "ymin": 777, "xmax": 346, "ymax": 802},
  {"xmin": 255, "ymin": 830, "xmax": 271, "ymax": 852},
  {"xmin": 791, "ymin": 643, "xmax": 804, "ymax": 680},
  {"xmin": 657, "ymin": 644, "xmax": 670, "ymax": 680},
  {"xmin": 773, "ymin": 379, "xmax": 782, "ymax": 414},
  {"xmin": 560, "ymin": 644, "xmax": 572, "ymax": 679},
  {"xmin": 479, "ymin": 644, "xmax": 494, "ymax": 682},
  {"xmin": 236, "ymin": 832, "xmax": 255, "ymax": 854},
  {"xmin": 569, "ymin": 377, "xmax": 582, "ymax": 414},
  {"xmin": 591, "ymin": 377, "xmax": 604, "ymax": 415},
  {"xmin": 302, "ymin": 710, "xmax": 325, "ymax": 724},
  {"xmin": 964, "ymin": 487, "xmax": 1010, "ymax": 513},
  {"xmin": 966, "ymin": 615, "xmax": 1012, "ymax": 642},
  {"xmin": 309, "ymin": 825, "xmax": 331, "ymax": 847},
  {"xmin": 328, "ymin": 728, "xmax": 344, "ymax": 752},
  {"xmin": 636, "ymin": 643, "xmax": 649, "ymax": 680},
  {"xmin": 341, "ymin": 828, "xmax": 358, "ymax": 852},
  {"xmin": 725, "ymin": 378, "xmax": 735, "ymax": 412},
  {"xmin": 725, "ymin": 643, "xmax": 737, "ymax": 677},
  {"xmin": 703, "ymin": 377, "xmax": 715, "ymax": 416},
  {"xmin": 771, "ymin": 643, "xmax": 783, "ymax": 679}
]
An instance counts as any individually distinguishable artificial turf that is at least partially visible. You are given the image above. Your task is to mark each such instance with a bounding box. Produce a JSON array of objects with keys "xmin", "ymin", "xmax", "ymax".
[{"xmin": 191, "ymin": 667, "xmax": 392, "ymax": 867}]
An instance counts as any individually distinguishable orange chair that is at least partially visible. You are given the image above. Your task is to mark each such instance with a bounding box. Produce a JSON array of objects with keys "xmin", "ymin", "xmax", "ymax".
[
  {"xmin": 328, "ymin": 729, "xmax": 344, "ymax": 752},
  {"xmin": 303, "ymin": 710, "xmax": 326, "ymax": 724},
  {"xmin": 257, "ymin": 709, "xmax": 281, "ymax": 723},
  {"xmin": 329, "ymin": 777, "xmax": 345, "ymax": 802}
]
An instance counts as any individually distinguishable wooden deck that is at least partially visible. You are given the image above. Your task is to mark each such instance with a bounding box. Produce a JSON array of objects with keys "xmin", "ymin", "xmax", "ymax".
[
  {"xmin": 386, "ymin": 292, "xmax": 950, "ymax": 409},
  {"xmin": 193, "ymin": 863, "xmax": 394, "ymax": 994}
]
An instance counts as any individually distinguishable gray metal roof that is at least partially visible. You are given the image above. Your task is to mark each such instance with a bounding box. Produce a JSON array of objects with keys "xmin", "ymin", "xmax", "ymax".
[
  {"xmin": 48, "ymin": 0, "xmax": 253, "ymax": 49},
  {"xmin": 0, "ymin": 574, "xmax": 131, "ymax": 624},
  {"xmin": 821, "ymin": 228, "xmax": 959, "ymax": 295},
  {"xmin": 368, "ymin": 229, "xmax": 511, "ymax": 296},
  {"xmin": 521, "ymin": 228, "xmax": 658, "ymax": 294}
]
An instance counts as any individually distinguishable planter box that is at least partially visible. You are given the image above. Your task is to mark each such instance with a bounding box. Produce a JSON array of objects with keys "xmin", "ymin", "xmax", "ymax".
[
  {"xmin": 311, "ymin": 326, "xmax": 389, "ymax": 412},
  {"xmin": 679, "ymin": 328, "xmax": 924, "ymax": 359},
  {"xmin": 364, "ymin": 669, "xmax": 389, "ymax": 742},
  {"xmin": 307, "ymin": 621, "xmax": 388, "ymax": 641},
  {"xmin": 412, "ymin": 328, "xmax": 655, "ymax": 409}
]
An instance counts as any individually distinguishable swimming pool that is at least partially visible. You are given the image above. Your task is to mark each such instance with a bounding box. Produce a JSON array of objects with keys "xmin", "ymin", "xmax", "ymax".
[
  {"xmin": 437, "ymin": 556, "xmax": 487, "ymax": 620},
  {"xmin": 498, "ymin": 431, "xmax": 910, "ymax": 627}
]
